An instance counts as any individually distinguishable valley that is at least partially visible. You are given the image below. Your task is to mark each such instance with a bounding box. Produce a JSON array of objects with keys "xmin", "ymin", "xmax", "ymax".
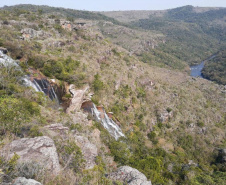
[{"xmin": 0, "ymin": 4, "xmax": 225, "ymax": 185}]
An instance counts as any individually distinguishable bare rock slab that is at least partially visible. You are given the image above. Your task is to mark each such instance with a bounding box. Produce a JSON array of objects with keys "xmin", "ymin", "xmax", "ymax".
[
  {"xmin": 66, "ymin": 85, "xmax": 89, "ymax": 113},
  {"xmin": 2, "ymin": 136, "xmax": 60, "ymax": 175},
  {"xmin": 12, "ymin": 177, "xmax": 42, "ymax": 185},
  {"xmin": 109, "ymin": 166, "xmax": 152, "ymax": 185},
  {"xmin": 74, "ymin": 135, "xmax": 98, "ymax": 169}
]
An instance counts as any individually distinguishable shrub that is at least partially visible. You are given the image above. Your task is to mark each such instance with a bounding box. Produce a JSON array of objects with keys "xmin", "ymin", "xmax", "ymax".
[
  {"xmin": 148, "ymin": 132, "xmax": 156, "ymax": 140},
  {"xmin": 197, "ymin": 120, "xmax": 205, "ymax": 127},
  {"xmin": 93, "ymin": 74, "xmax": 104, "ymax": 92},
  {"xmin": 57, "ymin": 140, "xmax": 85, "ymax": 173},
  {"xmin": 28, "ymin": 125, "xmax": 43, "ymax": 137},
  {"xmin": 0, "ymin": 97, "xmax": 40, "ymax": 135}
]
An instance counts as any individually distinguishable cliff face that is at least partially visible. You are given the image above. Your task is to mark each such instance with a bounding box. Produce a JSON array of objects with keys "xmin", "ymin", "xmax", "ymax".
[{"xmin": 0, "ymin": 5, "xmax": 225, "ymax": 185}]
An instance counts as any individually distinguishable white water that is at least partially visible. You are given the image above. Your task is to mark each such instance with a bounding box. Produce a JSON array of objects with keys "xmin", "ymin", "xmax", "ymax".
[
  {"xmin": 0, "ymin": 50, "xmax": 59, "ymax": 103},
  {"xmin": 91, "ymin": 104, "xmax": 125, "ymax": 140}
]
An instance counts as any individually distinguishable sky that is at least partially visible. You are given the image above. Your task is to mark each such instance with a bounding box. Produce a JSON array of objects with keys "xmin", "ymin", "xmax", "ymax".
[{"xmin": 0, "ymin": 0, "xmax": 226, "ymax": 11}]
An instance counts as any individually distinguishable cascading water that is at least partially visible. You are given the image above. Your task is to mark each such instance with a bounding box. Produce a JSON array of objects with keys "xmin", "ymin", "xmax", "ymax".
[
  {"xmin": 0, "ymin": 50, "xmax": 59, "ymax": 103},
  {"xmin": 91, "ymin": 104, "xmax": 125, "ymax": 140}
]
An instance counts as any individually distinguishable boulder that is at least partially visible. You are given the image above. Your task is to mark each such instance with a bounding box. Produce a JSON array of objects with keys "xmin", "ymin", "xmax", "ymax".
[
  {"xmin": 12, "ymin": 177, "xmax": 42, "ymax": 185},
  {"xmin": 44, "ymin": 123, "xmax": 69, "ymax": 138},
  {"xmin": 66, "ymin": 85, "xmax": 89, "ymax": 114},
  {"xmin": 109, "ymin": 166, "xmax": 152, "ymax": 185},
  {"xmin": 2, "ymin": 136, "xmax": 60, "ymax": 174},
  {"xmin": 74, "ymin": 135, "xmax": 98, "ymax": 169}
]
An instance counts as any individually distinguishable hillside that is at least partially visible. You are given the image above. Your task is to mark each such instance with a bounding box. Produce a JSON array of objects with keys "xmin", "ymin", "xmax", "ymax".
[
  {"xmin": 0, "ymin": 4, "xmax": 225, "ymax": 185},
  {"xmin": 202, "ymin": 50, "xmax": 226, "ymax": 85},
  {"xmin": 102, "ymin": 6, "xmax": 226, "ymax": 66}
]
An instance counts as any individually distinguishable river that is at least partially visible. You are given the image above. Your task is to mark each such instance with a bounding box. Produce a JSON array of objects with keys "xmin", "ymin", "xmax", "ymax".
[{"xmin": 190, "ymin": 54, "xmax": 216, "ymax": 78}]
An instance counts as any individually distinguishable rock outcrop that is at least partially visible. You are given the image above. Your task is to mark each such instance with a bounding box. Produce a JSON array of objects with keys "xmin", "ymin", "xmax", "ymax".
[
  {"xmin": 44, "ymin": 123, "xmax": 69, "ymax": 138},
  {"xmin": 0, "ymin": 47, "xmax": 8, "ymax": 54},
  {"xmin": 218, "ymin": 148, "xmax": 226, "ymax": 163},
  {"xmin": 66, "ymin": 85, "xmax": 89, "ymax": 114},
  {"xmin": 21, "ymin": 28, "xmax": 45, "ymax": 39},
  {"xmin": 109, "ymin": 166, "xmax": 152, "ymax": 185},
  {"xmin": 2, "ymin": 136, "xmax": 60, "ymax": 174},
  {"xmin": 12, "ymin": 177, "xmax": 42, "ymax": 185},
  {"xmin": 74, "ymin": 135, "xmax": 98, "ymax": 169},
  {"xmin": 159, "ymin": 110, "xmax": 173, "ymax": 123}
]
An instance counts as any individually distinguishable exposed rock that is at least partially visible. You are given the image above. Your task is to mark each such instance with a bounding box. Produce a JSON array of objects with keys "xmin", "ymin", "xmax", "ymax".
[
  {"xmin": 12, "ymin": 177, "xmax": 42, "ymax": 185},
  {"xmin": 61, "ymin": 20, "xmax": 72, "ymax": 31},
  {"xmin": 159, "ymin": 110, "xmax": 173, "ymax": 123},
  {"xmin": 109, "ymin": 166, "xmax": 152, "ymax": 185},
  {"xmin": 74, "ymin": 135, "xmax": 98, "ymax": 169},
  {"xmin": 47, "ymin": 41, "xmax": 66, "ymax": 48},
  {"xmin": 0, "ymin": 47, "xmax": 8, "ymax": 54},
  {"xmin": 139, "ymin": 78, "xmax": 155, "ymax": 91},
  {"xmin": 66, "ymin": 85, "xmax": 89, "ymax": 114},
  {"xmin": 218, "ymin": 148, "xmax": 226, "ymax": 163},
  {"xmin": 2, "ymin": 136, "xmax": 60, "ymax": 174},
  {"xmin": 21, "ymin": 28, "xmax": 45, "ymax": 39},
  {"xmin": 44, "ymin": 123, "xmax": 69, "ymax": 138}
]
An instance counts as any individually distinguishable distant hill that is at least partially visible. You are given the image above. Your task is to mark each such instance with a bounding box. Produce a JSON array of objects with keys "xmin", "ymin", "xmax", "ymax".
[
  {"xmin": 102, "ymin": 6, "xmax": 226, "ymax": 65},
  {"xmin": 202, "ymin": 50, "xmax": 226, "ymax": 85}
]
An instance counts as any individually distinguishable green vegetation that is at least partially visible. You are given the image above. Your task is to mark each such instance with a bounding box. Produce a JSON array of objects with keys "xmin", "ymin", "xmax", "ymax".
[
  {"xmin": 202, "ymin": 50, "xmax": 226, "ymax": 85},
  {"xmin": 0, "ymin": 4, "xmax": 225, "ymax": 185},
  {"xmin": 132, "ymin": 6, "xmax": 226, "ymax": 65}
]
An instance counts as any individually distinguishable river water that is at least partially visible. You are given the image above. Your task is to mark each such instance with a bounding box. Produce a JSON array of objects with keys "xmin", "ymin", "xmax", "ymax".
[
  {"xmin": 190, "ymin": 61, "xmax": 205, "ymax": 77},
  {"xmin": 190, "ymin": 55, "xmax": 216, "ymax": 78}
]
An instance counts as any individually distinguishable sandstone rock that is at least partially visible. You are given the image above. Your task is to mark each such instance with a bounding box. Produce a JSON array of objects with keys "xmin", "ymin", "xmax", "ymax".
[
  {"xmin": 12, "ymin": 177, "xmax": 42, "ymax": 185},
  {"xmin": 21, "ymin": 28, "xmax": 45, "ymax": 39},
  {"xmin": 60, "ymin": 20, "xmax": 72, "ymax": 31},
  {"xmin": 74, "ymin": 135, "xmax": 98, "ymax": 169},
  {"xmin": 2, "ymin": 136, "xmax": 60, "ymax": 174},
  {"xmin": 66, "ymin": 85, "xmax": 89, "ymax": 114},
  {"xmin": 109, "ymin": 166, "xmax": 152, "ymax": 185},
  {"xmin": 71, "ymin": 112, "xmax": 91, "ymax": 126},
  {"xmin": 44, "ymin": 123, "xmax": 69, "ymax": 138}
]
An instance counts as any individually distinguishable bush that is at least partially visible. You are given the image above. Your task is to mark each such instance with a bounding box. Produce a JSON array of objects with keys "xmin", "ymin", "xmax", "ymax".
[
  {"xmin": 0, "ymin": 97, "xmax": 40, "ymax": 135},
  {"xmin": 197, "ymin": 120, "xmax": 205, "ymax": 127},
  {"xmin": 148, "ymin": 132, "xmax": 156, "ymax": 140},
  {"xmin": 28, "ymin": 125, "xmax": 43, "ymax": 137},
  {"xmin": 93, "ymin": 74, "xmax": 104, "ymax": 92}
]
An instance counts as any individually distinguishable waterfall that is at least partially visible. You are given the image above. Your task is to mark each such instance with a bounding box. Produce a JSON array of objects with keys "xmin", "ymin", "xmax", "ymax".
[
  {"xmin": 22, "ymin": 76, "xmax": 41, "ymax": 92},
  {"xmin": 91, "ymin": 104, "xmax": 125, "ymax": 140},
  {"xmin": 0, "ymin": 50, "xmax": 59, "ymax": 103}
]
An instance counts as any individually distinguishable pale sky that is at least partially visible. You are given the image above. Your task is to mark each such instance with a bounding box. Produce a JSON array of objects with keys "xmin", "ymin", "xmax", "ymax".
[{"xmin": 0, "ymin": 0, "xmax": 226, "ymax": 11}]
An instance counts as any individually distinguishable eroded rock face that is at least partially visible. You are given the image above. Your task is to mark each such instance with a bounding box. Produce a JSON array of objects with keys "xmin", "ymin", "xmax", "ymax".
[
  {"xmin": 12, "ymin": 177, "xmax": 42, "ymax": 185},
  {"xmin": 109, "ymin": 166, "xmax": 152, "ymax": 185},
  {"xmin": 21, "ymin": 28, "xmax": 45, "ymax": 39},
  {"xmin": 66, "ymin": 85, "xmax": 89, "ymax": 114},
  {"xmin": 2, "ymin": 136, "xmax": 60, "ymax": 175},
  {"xmin": 74, "ymin": 135, "xmax": 98, "ymax": 169}
]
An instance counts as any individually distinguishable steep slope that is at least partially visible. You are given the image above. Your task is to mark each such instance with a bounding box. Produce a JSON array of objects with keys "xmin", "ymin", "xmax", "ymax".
[{"xmin": 0, "ymin": 5, "xmax": 225, "ymax": 185}]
